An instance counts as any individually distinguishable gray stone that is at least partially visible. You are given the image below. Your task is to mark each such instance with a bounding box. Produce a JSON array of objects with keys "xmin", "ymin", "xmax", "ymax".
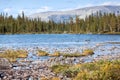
[{"xmin": 0, "ymin": 58, "xmax": 12, "ymax": 70}]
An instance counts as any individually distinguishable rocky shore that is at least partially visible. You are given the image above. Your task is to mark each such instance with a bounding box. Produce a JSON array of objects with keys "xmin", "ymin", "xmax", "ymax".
[
  {"xmin": 0, "ymin": 50, "xmax": 120, "ymax": 80},
  {"xmin": 0, "ymin": 41, "xmax": 120, "ymax": 80}
]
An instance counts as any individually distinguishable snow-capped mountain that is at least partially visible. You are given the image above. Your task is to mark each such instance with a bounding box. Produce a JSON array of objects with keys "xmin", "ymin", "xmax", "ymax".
[{"xmin": 29, "ymin": 5, "xmax": 120, "ymax": 22}]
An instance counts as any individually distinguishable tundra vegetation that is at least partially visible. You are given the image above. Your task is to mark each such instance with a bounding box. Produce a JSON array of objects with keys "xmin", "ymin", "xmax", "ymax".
[
  {"xmin": 0, "ymin": 49, "xmax": 28, "ymax": 62},
  {"xmin": 37, "ymin": 50, "xmax": 49, "ymax": 56},
  {"xmin": 51, "ymin": 60, "xmax": 120, "ymax": 80},
  {"xmin": 37, "ymin": 49, "xmax": 94, "ymax": 57}
]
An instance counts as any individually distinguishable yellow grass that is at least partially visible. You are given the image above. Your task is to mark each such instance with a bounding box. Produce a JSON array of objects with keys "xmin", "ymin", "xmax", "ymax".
[
  {"xmin": 51, "ymin": 77, "xmax": 61, "ymax": 80},
  {"xmin": 82, "ymin": 49, "xmax": 94, "ymax": 55},
  {"xmin": 49, "ymin": 51, "xmax": 60, "ymax": 57},
  {"xmin": 37, "ymin": 50, "xmax": 48, "ymax": 56},
  {"xmin": 51, "ymin": 60, "xmax": 120, "ymax": 80},
  {"xmin": 0, "ymin": 49, "xmax": 28, "ymax": 62}
]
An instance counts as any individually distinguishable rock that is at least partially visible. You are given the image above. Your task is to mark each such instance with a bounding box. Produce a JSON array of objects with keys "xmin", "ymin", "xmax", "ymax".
[
  {"xmin": 0, "ymin": 72, "xmax": 5, "ymax": 79},
  {"xmin": 0, "ymin": 58, "xmax": 12, "ymax": 70}
]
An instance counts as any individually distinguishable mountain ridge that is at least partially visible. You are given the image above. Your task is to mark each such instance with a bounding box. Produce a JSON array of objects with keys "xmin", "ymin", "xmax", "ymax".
[{"xmin": 29, "ymin": 5, "xmax": 120, "ymax": 22}]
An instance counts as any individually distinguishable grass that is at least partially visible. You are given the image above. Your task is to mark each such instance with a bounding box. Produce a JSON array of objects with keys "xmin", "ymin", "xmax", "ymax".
[
  {"xmin": 82, "ymin": 49, "xmax": 94, "ymax": 56},
  {"xmin": 37, "ymin": 49, "xmax": 94, "ymax": 57},
  {"xmin": 104, "ymin": 32, "xmax": 120, "ymax": 35},
  {"xmin": 0, "ymin": 49, "xmax": 28, "ymax": 62},
  {"xmin": 51, "ymin": 64, "xmax": 69, "ymax": 74},
  {"xmin": 60, "ymin": 49, "xmax": 94, "ymax": 57},
  {"xmin": 49, "ymin": 51, "xmax": 60, "ymax": 57},
  {"xmin": 40, "ymin": 77, "xmax": 48, "ymax": 80},
  {"xmin": 62, "ymin": 53, "xmax": 84, "ymax": 57},
  {"xmin": 37, "ymin": 50, "xmax": 48, "ymax": 56},
  {"xmin": 51, "ymin": 77, "xmax": 60, "ymax": 80},
  {"xmin": 49, "ymin": 52, "xmax": 84, "ymax": 57},
  {"xmin": 40, "ymin": 77, "xmax": 60, "ymax": 80},
  {"xmin": 51, "ymin": 60, "xmax": 120, "ymax": 80}
]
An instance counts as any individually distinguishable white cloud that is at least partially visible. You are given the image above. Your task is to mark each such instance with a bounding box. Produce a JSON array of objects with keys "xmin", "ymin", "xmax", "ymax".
[
  {"xmin": 3, "ymin": 8, "xmax": 11, "ymax": 13},
  {"xmin": 17, "ymin": 6, "xmax": 52, "ymax": 15},
  {"xmin": 101, "ymin": 1, "xmax": 120, "ymax": 5},
  {"xmin": 18, "ymin": 10, "xmax": 24, "ymax": 14},
  {"xmin": 59, "ymin": 1, "xmax": 120, "ymax": 12},
  {"xmin": 76, "ymin": 4, "xmax": 94, "ymax": 9},
  {"xmin": 60, "ymin": 4, "xmax": 94, "ymax": 11},
  {"xmin": 35, "ymin": 6, "xmax": 52, "ymax": 13}
]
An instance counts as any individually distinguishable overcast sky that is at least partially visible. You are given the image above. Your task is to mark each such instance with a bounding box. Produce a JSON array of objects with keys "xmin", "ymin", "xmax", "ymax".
[{"xmin": 0, "ymin": 0, "xmax": 120, "ymax": 17}]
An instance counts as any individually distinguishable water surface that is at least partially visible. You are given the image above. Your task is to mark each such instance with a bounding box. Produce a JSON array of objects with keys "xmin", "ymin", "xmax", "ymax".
[{"xmin": 0, "ymin": 34, "xmax": 120, "ymax": 56}]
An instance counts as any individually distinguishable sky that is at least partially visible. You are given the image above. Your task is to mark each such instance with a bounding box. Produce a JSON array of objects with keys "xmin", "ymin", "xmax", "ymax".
[{"xmin": 0, "ymin": 0, "xmax": 120, "ymax": 17}]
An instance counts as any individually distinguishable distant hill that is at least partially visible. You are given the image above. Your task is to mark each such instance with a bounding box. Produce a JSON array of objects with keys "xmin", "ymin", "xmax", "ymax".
[{"xmin": 29, "ymin": 5, "xmax": 120, "ymax": 22}]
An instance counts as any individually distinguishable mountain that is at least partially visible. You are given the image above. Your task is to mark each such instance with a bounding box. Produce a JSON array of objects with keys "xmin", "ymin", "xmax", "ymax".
[{"xmin": 29, "ymin": 5, "xmax": 120, "ymax": 22}]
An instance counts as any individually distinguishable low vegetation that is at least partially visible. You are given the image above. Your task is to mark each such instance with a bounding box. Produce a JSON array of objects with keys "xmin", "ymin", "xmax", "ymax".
[
  {"xmin": 51, "ymin": 60, "xmax": 120, "ymax": 80},
  {"xmin": 60, "ymin": 49, "xmax": 94, "ymax": 57},
  {"xmin": 82, "ymin": 49, "xmax": 94, "ymax": 56},
  {"xmin": 40, "ymin": 77, "xmax": 48, "ymax": 80},
  {"xmin": 51, "ymin": 77, "xmax": 60, "ymax": 80},
  {"xmin": 37, "ymin": 49, "xmax": 94, "ymax": 58},
  {"xmin": 37, "ymin": 50, "xmax": 48, "ymax": 56},
  {"xmin": 0, "ymin": 49, "xmax": 28, "ymax": 62},
  {"xmin": 49, "ymin": 51, "xmax": 61, "ymax": 57},
  {"xmin": 40, "ymin": 77, "xmax": 60, "ymax": 80},
  {"xmin": 51, "ymin": 64, "xmax": 69, "ymax": 74},
  {"xmin": 62, "ymin": 53, "xmax": 84, "ymax": 57}
]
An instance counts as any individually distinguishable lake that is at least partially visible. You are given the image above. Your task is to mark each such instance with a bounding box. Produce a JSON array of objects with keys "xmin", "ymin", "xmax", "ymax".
[{"xmin": 0, "ymin": 34, "xmax": 120, "ymax": 56}]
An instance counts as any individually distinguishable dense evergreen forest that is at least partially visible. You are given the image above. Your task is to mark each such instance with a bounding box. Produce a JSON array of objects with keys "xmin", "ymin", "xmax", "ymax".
[{"xmin": 0, "ymin": 12, "xmax": 120, "ymax": 34}]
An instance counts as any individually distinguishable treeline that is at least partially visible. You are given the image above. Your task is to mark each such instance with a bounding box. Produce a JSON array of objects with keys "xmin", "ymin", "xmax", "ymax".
[{"xmin": 0, "ymin": 12, "xmax": 120, "ymax": 34}]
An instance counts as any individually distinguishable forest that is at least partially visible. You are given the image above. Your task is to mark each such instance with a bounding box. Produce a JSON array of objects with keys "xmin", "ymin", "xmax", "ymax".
[{"xmin": 0, "ymin": 12, "xmax": 120, "ymax": 34}]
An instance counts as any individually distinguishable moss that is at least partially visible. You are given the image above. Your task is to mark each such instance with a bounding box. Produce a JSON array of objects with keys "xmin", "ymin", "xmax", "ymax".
[
  {"xmin": 82, "ymin": 49, "xmax": 94, "ymax": 56},
  {"xmin": 37, "ymin": 50, "xmax": 48, "ymax": 56}
]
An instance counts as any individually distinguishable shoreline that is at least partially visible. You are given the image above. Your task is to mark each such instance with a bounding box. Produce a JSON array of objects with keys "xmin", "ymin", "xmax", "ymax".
[
  {"xmin": 0, "ymin": 46, "xmax": 120, "ymax": 79},
  {"xmin": 0, "ymin": 52, "xmax": 120, "ymax": 80},
  {"xmin": 0, "ymin": 34, "xmax": 120, "ymax": 79},
  {"xmin": 0, "ymin": 32, "xmax": 120, "ymax": 35}
]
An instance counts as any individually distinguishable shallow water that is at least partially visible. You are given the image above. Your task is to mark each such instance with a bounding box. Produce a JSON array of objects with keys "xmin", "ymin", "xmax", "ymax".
[
  {"xmin": 0, "ymin": 34, "xmax": 120, "ymax": 47},
  {"xmin": 0, "ymin": 34, "xmax": 120, "ymax": 60}
]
